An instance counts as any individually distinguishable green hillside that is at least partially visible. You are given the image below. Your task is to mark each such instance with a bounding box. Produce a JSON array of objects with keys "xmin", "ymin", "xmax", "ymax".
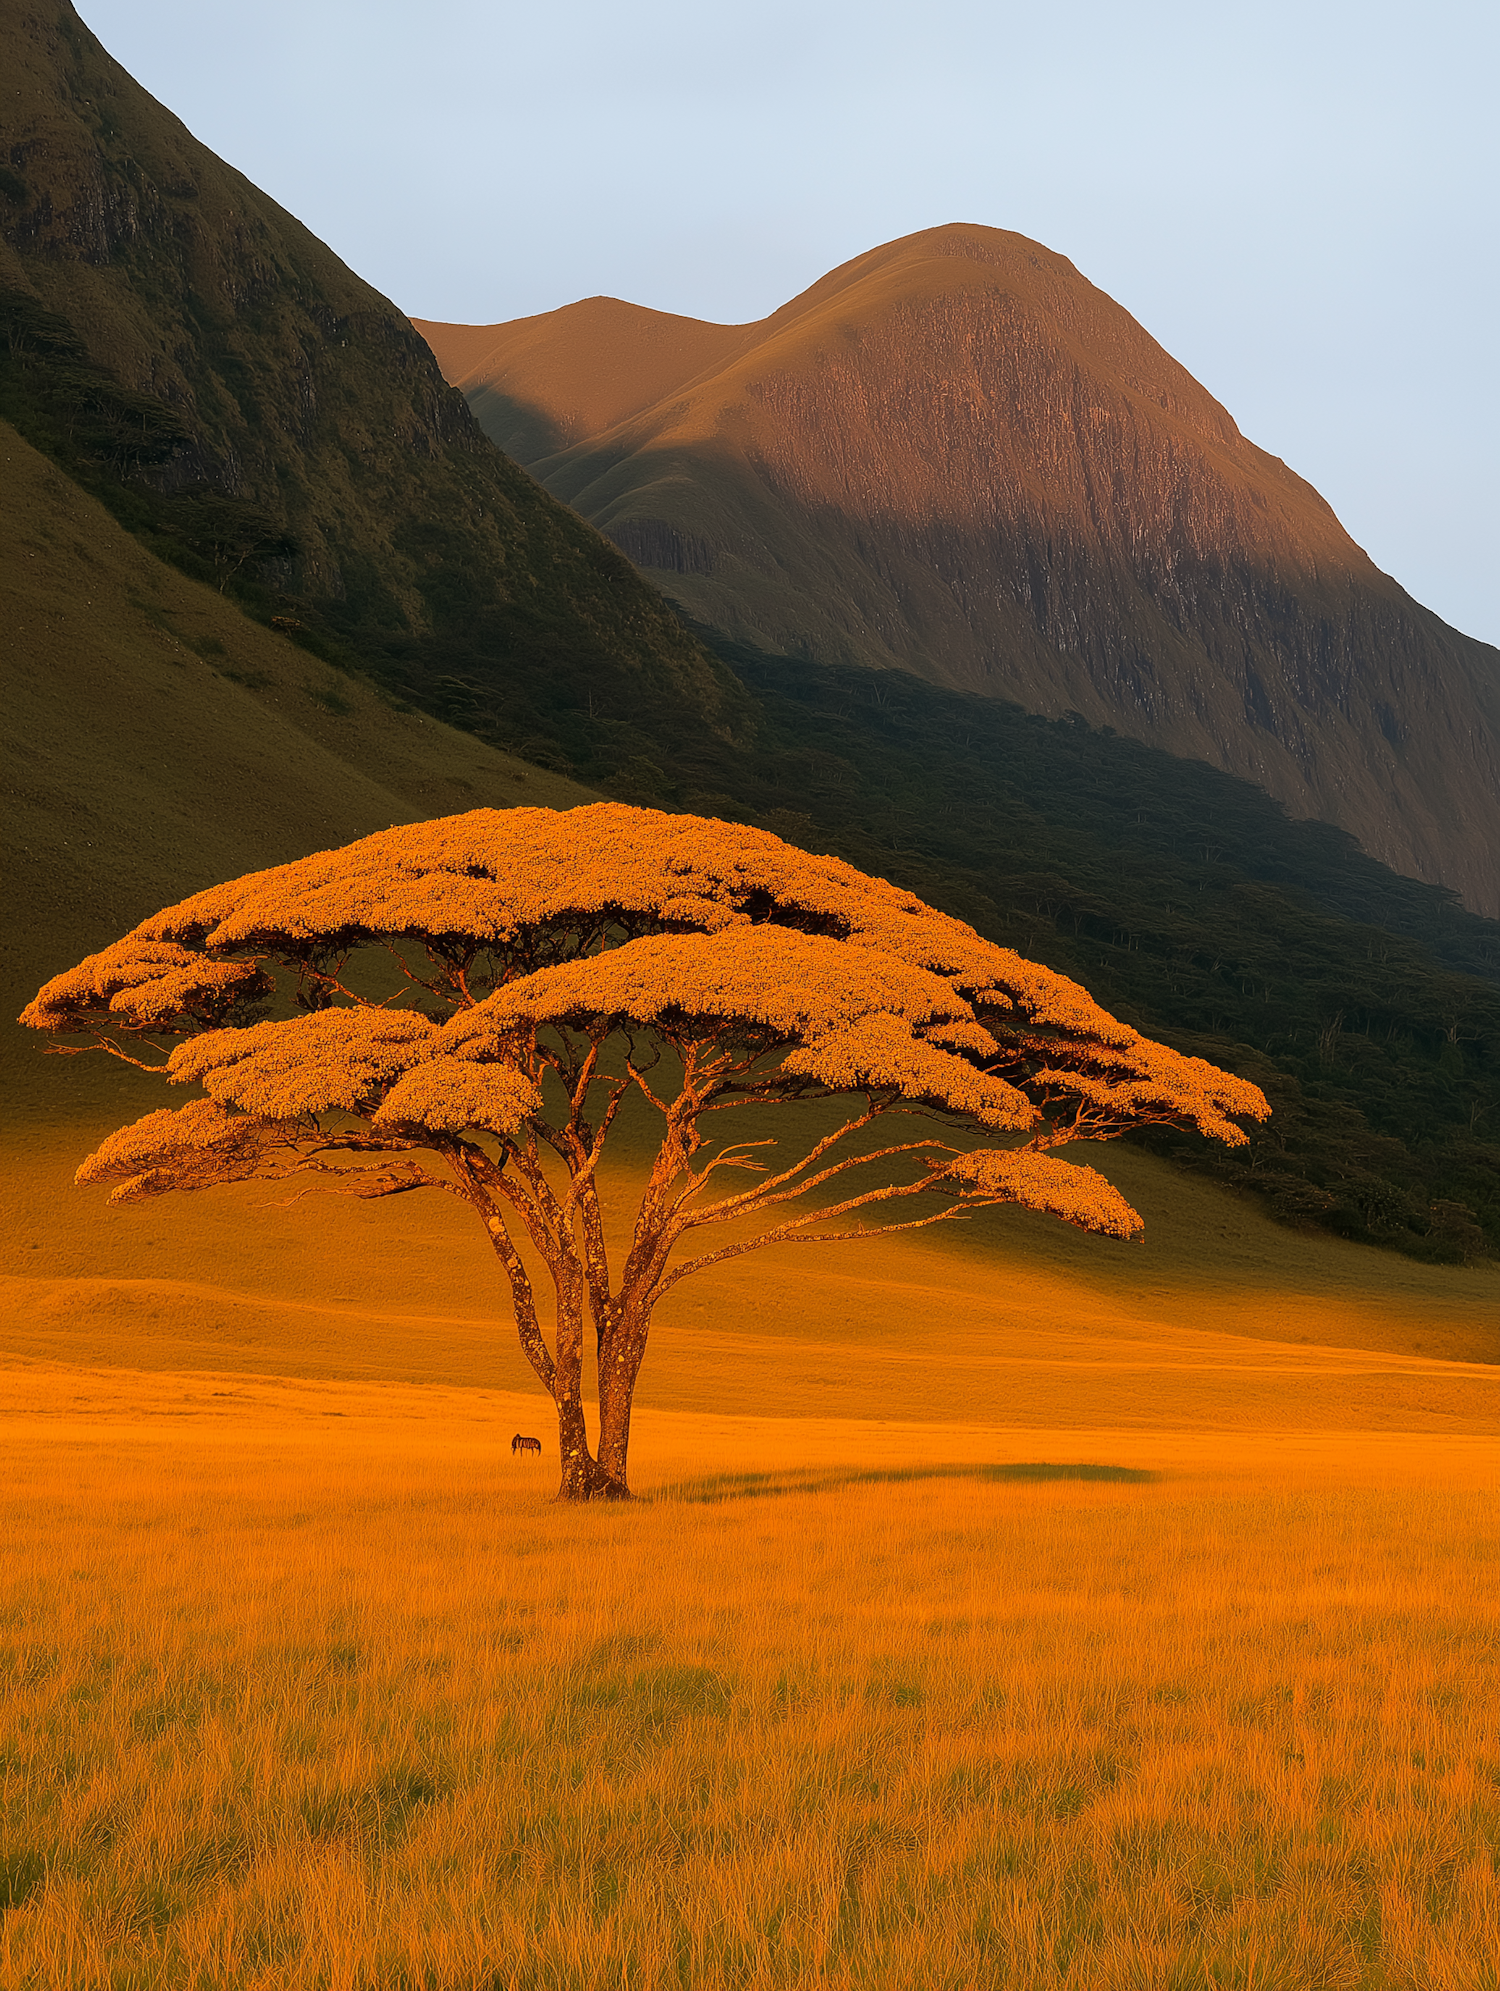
[{"xmin": 0, "ymin": 417, "xmax": 596, "ymax": 1124}]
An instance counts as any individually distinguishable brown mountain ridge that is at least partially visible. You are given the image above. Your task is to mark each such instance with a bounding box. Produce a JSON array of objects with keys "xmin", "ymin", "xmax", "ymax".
[
  {"xmin": 0, "ymin": 0, "xmax": 741, "ymax": 745},
  {"xmin": 416, "ymin": 226, "xmax": 1500, "ymax": 917}
]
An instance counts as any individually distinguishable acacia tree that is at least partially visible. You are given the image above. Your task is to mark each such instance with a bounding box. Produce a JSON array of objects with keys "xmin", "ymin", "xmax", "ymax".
[{"xmin": 23, "ymin": 805, "xmax": 1268, "ymax": 1498}]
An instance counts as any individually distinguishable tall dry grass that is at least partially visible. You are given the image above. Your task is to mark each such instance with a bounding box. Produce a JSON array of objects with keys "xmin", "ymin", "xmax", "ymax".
[{"xmin": 0, "ymin": 1413, "xmax": 1495, "ymax": 1990}]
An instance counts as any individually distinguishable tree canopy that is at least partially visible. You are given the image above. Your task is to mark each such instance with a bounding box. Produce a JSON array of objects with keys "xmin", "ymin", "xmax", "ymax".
[{"xmin": 23, "ymin": 805, "xmax": 1269, "ymax": 1497}]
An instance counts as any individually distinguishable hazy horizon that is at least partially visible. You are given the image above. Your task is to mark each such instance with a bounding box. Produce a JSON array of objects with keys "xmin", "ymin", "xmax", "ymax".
[{"xmin": 75, "ymin": 0, "xmax": 1499, "ymax": 649}]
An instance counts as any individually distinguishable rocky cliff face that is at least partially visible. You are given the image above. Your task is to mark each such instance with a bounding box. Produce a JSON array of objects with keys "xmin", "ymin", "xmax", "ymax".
[
  {"xmin": 418, "ymin": 226, "xmax": 1500, "ymax": 915},
  {"xmin": 0, "ymin": 0, "xmax": 732, "ymax": 727}
]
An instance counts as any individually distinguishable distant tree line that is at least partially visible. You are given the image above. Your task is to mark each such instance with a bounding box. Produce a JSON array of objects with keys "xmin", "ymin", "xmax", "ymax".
[{"xmin": 344, "ymin": 616, "xmax": 1499, "ymax": 1265}]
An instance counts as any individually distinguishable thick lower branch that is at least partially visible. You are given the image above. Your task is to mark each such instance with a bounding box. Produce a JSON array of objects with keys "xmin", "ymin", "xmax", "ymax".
[
  {"xmin": 448, "ymin": 1150, "xmax": 557, "ymax": 1397},
  {"xmin": 489, "ymin": 1220, "xmax": 557, "ymax": 1397}
]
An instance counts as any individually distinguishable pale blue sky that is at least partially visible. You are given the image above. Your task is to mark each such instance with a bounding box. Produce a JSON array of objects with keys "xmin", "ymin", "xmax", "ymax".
[{"xmin": 79, "ymin": 0, "xmax": 1498, "ymax": 646}]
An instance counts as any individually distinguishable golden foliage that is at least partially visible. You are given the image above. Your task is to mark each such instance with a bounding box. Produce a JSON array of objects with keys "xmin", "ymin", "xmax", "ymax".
[
  {"xmin": 781, "ymin": 1011, "xmax": 1033, "ymax": 1131},
  {"xmin": 372, "ymin": 1056, "xmax": 541, "ymax": 1137},
  {"xmin": 942, "ymin": 1149, "xmax": 1144, "ymax": 1237},
  {"xmin": 20, "ymin": 937, "xmax": 261, "ymax": 1033},
  {"xmin": 167, "ymin": 1008, "xmax": 441, "ymax": 1119},
  {"xmin": 450, "ymin": 928, "xmax": 1037, "ymax": 1131},
  {"xmin": 75, "ymin": 1099, "xmax": 287, "ymax": 1203},
  {"xmin": 922, "ymin": 1018, "xmax": 1001, "ymax": 1057},
  {"xmin": 459, "ymin": 925, "xmax": 971, "ymax": 1039},
  {"xmin": 23, "ymin": 805, "xmax": 1270, "ymax": 1231},
  {"xmin": 25, "ymin": 806, "xmax": 1268, "ymax": 1155},
  {"xmin": 1024, "ymin": 1051, "xmax": 1269, "ymax": 1148},
  {"xmin": 117, "ymin": 804, "xmax": 1137, "ymax": 1040}
]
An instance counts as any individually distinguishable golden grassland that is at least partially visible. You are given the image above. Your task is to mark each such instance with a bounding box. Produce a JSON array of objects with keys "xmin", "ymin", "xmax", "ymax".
[
  {"xmin": 0, "ymin": 1376, "xmax": 1496, "ymax": 1991},
  {"xmin": 5, "ymin": 1113, "xmax": 1496, "ymax": 1389},
  {"xmin": 2, "ymin": 1113, "xmax": 1498, "ymax": 1987}
]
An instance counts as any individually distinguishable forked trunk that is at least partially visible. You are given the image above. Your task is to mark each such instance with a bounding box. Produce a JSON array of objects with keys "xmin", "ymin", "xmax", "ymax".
[
  {"xmin": 552, "ymin": 1296, "xmax": 631, "ymax": 1502},
  {"xmin": 556, "ymin": 1418, "xmax": 630, "ymax": 1499},
  {"xmin": 488, "ymin": 1191, "xmax": 634, "ymax": 1499}
]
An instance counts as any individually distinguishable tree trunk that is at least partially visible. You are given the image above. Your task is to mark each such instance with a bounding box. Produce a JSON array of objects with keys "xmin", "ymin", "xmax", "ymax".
[
  {"xmin": 555, "ymin": 1390, "xmax": 630, "ymax": 1500},
  {"xmin": 552, "ymin": 1273, "xmax": 630, "ymax": 1501},
  {"xmin": 596, "ymin": 1303, "xmax": 650, "ymax": 1491},
  {"xmin": 596, "ymin": 1374, "xmax": 634, "ymax": 1490}
]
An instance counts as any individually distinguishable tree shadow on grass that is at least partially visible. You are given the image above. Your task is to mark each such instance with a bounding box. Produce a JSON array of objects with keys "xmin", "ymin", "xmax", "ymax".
[{"xmin": 650, "ymin": 1462, "xmax": 1156, "ymax": 1506}]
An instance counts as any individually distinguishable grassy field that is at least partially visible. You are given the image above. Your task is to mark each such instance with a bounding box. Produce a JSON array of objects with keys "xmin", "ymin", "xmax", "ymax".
[
  {"xmin": 0, "ymin": 1122, "xmax": 1490, "ymax": 1991},
  {"xmin": 2, "ymin": 1110, "xmax": 1498, "ymax": 1989},
  {"xmin": 0, "ymin": 1373, "xmax": 1495, "ymax": 1990}
]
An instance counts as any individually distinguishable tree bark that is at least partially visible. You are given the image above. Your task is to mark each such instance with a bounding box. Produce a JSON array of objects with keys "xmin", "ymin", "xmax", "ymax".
[
  {"xmin": 596, "ymin": 1302, "xmax": 649, "ymax": 1489},
  {"xmin": 555, "ymin": 1391, "xmax": 629, "ymax": 1500},
  {"xmin": 596, "ymin": 1384, "xmax": 633, "ymax": 1489},
  {"xmin": 552, "ymin": 1262, "xmax": 630, "ymax": 1501}
]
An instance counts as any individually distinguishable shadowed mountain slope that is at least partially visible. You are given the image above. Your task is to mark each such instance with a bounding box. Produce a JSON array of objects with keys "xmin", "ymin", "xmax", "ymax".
[
  {"xmin": 417, "ymin": 226, "xmax": 1500, "ymax": 916},
  {"xmin": 0, "ymin": 0, "xmax": 743, "ymax": 744}
]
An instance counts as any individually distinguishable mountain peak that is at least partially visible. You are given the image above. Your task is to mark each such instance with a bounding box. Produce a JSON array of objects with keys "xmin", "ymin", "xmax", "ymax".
[{"xmin": 418, "ymin": 230, "xmax": 1500, "ymax": 914}]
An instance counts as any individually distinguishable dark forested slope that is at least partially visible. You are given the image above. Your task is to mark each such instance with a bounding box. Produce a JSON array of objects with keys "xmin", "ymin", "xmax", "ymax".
[{"xmin": 685, "ymin": 633, "xmax": 1500, "ymax": 1268}]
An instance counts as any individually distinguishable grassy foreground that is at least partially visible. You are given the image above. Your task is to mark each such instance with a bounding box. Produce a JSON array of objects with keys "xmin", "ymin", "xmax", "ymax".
[{"xmin": 1, "ymin": 1377, "xmax": 1494, "ymax": 1991}]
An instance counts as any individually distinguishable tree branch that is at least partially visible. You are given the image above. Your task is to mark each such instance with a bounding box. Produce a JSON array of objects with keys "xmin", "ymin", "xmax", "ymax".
[
  {"xmin": 652, "ymin": 1170, "xmax": 968, "ymax": 1295},
  {"xmin": 676, "ymin": 1134, "xmax": 958, "ymax": 1232},
  {"xmin": 448, "ymin": 1148, "xmax": 558, "ymax": 1396},
  {"xmin": 252, "ymin": 1157, "xmax": 464, "ymax": 1206},
  {"xmin": 50, "ymin": 1030, "xmax": 174, "ymax": 1073},
  {"xmin": 668, "ymin": 1102, "xmax": 887, "ymax": 1227}
]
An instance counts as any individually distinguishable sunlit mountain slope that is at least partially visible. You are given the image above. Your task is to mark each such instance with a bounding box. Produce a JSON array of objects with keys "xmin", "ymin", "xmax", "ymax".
[{"xmin": 418, "ymin": 225, "xmax": 1500, "ymax": 916}]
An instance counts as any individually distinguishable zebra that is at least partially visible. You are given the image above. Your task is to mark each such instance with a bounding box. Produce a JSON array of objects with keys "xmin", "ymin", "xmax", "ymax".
[{"xmin": 511, "ymin": 1433, "xmax": 542, "ymax": 1456}]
